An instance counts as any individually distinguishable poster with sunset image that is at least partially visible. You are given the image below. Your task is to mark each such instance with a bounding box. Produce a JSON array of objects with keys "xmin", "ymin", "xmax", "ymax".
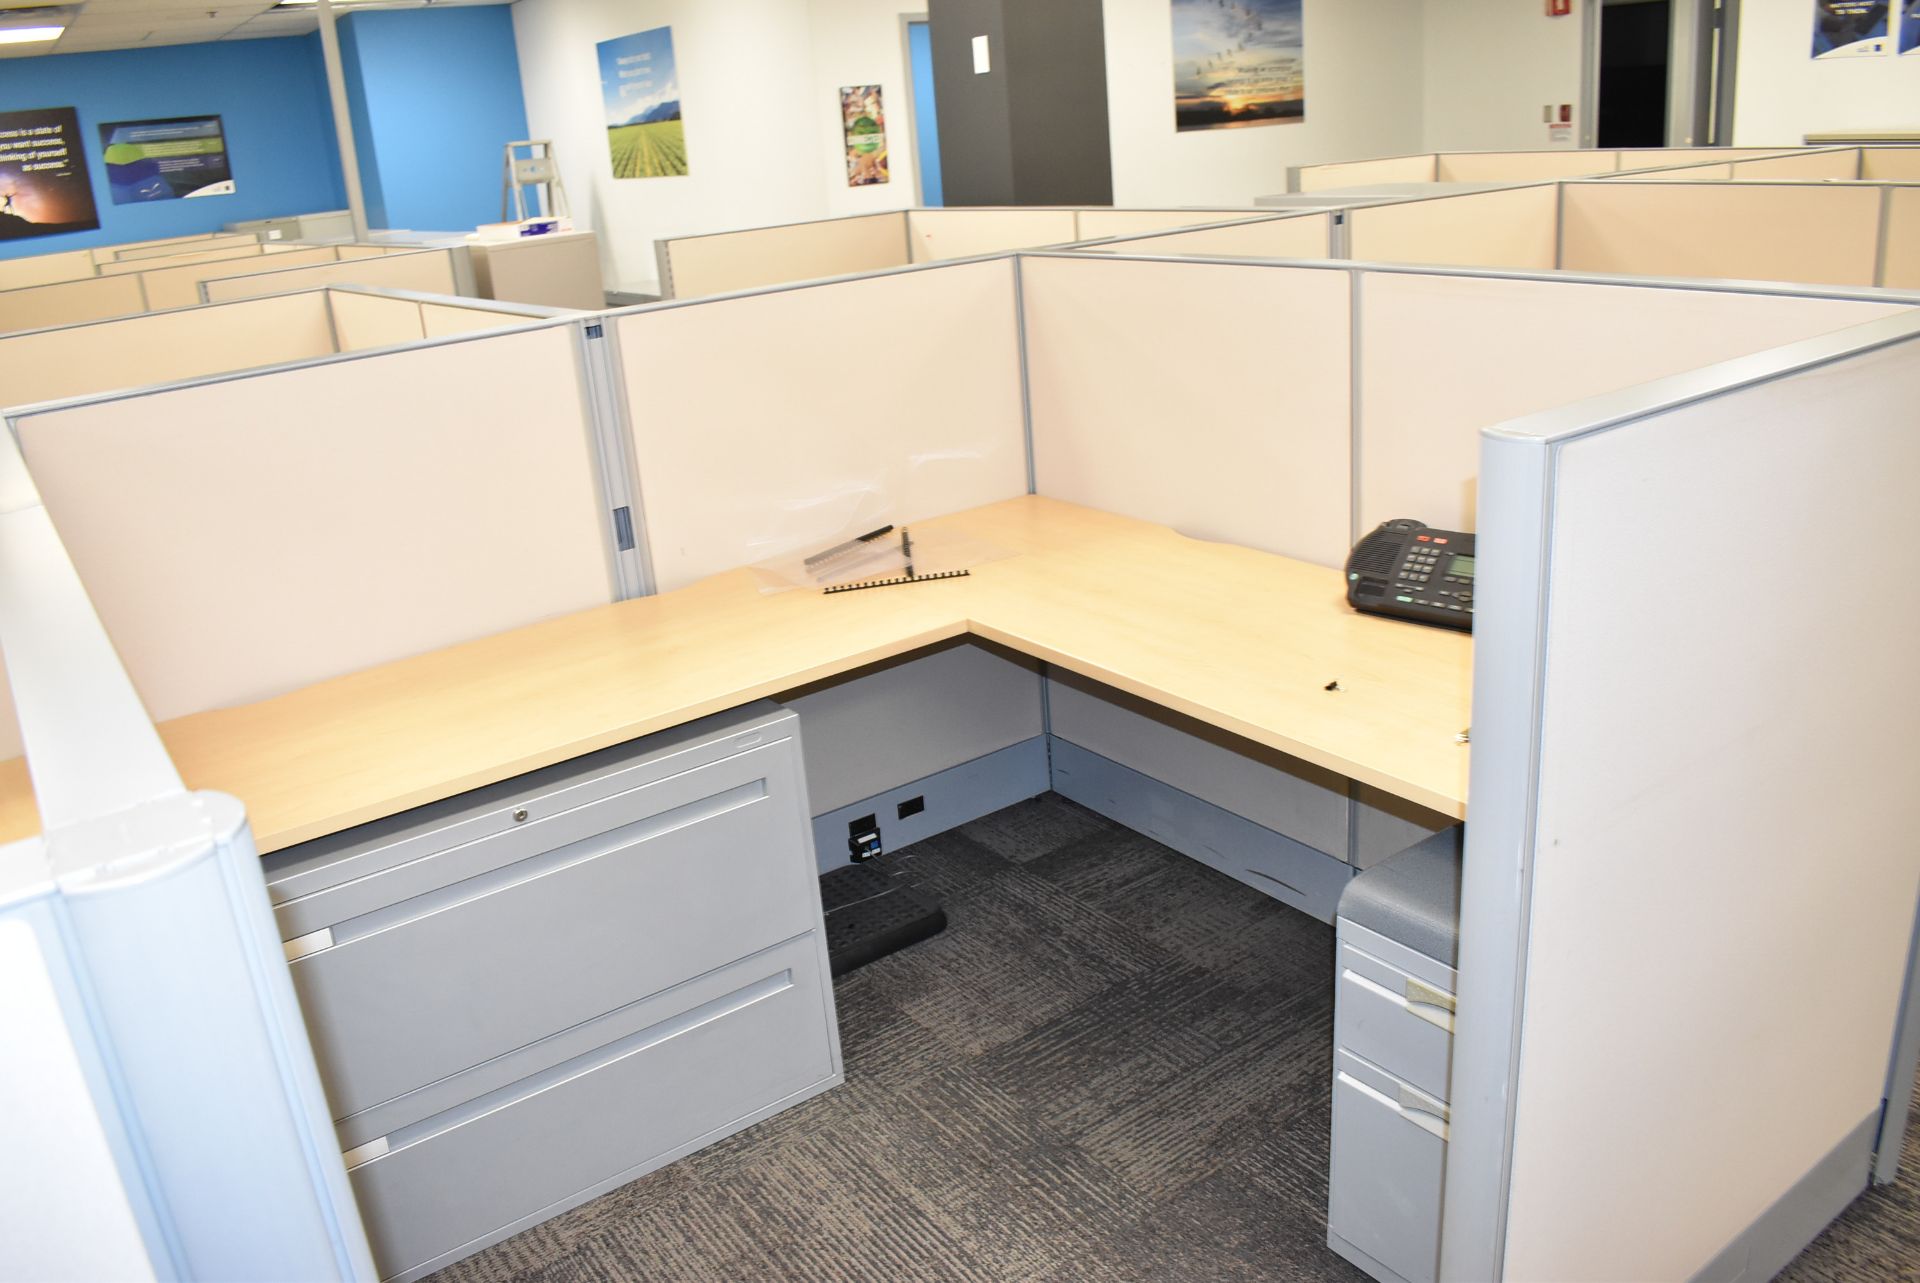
[{"xmin": 1172, "ymin": 0, "xmax": 1305, "ymax": 132}]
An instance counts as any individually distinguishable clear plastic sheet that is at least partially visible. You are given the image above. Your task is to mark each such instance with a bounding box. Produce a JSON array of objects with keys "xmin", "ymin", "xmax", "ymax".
[{"xmin": 749, "ymin": 520, "xmax": 1005, "ymax": 594}]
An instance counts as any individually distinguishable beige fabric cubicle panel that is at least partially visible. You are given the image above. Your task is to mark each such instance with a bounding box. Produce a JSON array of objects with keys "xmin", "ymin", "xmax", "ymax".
[
  {"xmin": 905, "ymin": 209, "xmax": 1078, "ymax": 263},
  {"xmin": 95, "ymin": 244, "xmax": 265, "ymax": 276},
  {"xmin": 0, "ymin": 274, "xmax": 147, "ymax": 335},
  {"xmin": 333, "ymin": 245, "xmax": 390, "ymax": 261},
  {"xmin": 1022, "ymin": 255, "xmax": 1351, "ymax": 569},
  {"xmin": 1082, "ymin": 213, "xmax": 1332, "ymax": 260},
  {"xmin": 139, "ymin": 245, "xmax": 340, "ymax": 310},
  {"xmin": 1295, "ymin": 154, "xmax": 1436, "ymax": 191},
  {"xmin": 1559, "ymin": 183, "xmax": 1881, "ymax": 286},
  {"xmin": 200, "ymin": 249, "xmax": 459, "ymax": 303},
  {"xmin": 1622, "ymin": 161, "xmax": 1734, "ymax": 181},
  {"xmin": 1073, "ymin": 209, "xmax": 1263, "ymax": 240},
  {"xmin": 327, "ymin": 289, "xmax": 426, "ymax": 351},
  {"xmin": 1356, "ymin": 271, "xmax": 1908, "ymax": 534},
  {"xmin": 664, "ymin": 212, "xmax": 907, "ymax": 299},
  {"xmin": 90, "ymin": 233, "xmax": 210, "ymax": 265},
  {"xmin": 1498, "ymin": 336, "xmax": 1920, "ymax": 1280},
  {"xmin": 1436, "ymin": 150, "xmax": 1618, "ymax": 182},
  {"xmin": 618, "ymin": 258, "xmax": 1028, "ymax": 591},
  {"xmin": 1348, "ymin": 185, "xmax": 1559, "ymax": 272},
  {"xmin": 0, "ymin": 292, "xmax": 335, "ymax": 409},
  {"xmin": 420, "ymin": 301, "xmax": 526, "ymax": 338},
  {"xmin": 1729, "ymin": 149, "xmax": 1861, "ymax": 180},
  {"xmin": 110, "ymin": 232, "xmax": 255, "ymax": 263},
  {"xmin": 0, "ymin": 250, "xmax": 95, "ymax": 291},
  {"xmin": 1883, "ymin": 187, "xmax": 1920, "ymax": 290},
  {"xmin": 15, "ymin": 325, "xmax": 614, "ymax": 727},
  {"xmin": 1618, "ymin": 147, "xmax": 1795, "ymax": 170},
  {"xmin": 1863, "ymin": 147, "xmax": 1920, "ymax": 181}
]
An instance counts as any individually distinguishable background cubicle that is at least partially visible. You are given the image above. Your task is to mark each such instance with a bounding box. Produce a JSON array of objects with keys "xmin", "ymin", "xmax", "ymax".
[
  {"xmin": 652, "ymin": 207, "xmax": 1332, "ymax": 299},
  {"xmin": 1287, "ymin": 146, "xmax": 1821, "ymax": 192},
  {"xmin": 3, "ymin": 250, "xmax": 1917, "ymax": 1283},
  {"xmin": 1329, "ymin": 179, "xmax": 1920, "ymax": 290},
  {"xmin": 0, "ymin": 245, "xmax": 465, "ymax": 334}
]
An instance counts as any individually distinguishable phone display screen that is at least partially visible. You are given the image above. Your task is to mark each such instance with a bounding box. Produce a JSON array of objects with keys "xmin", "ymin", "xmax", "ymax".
[{"xmin": 1449, "ymin": 555, "xmax": 1475, "ymax": 579}]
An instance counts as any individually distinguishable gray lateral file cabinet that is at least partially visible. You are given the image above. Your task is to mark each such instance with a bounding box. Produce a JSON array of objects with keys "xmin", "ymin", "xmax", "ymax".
[
  {"xmin": 1327, "ymin": 826, "xmax": 1463, "ymax": 1283},
  {"xmin": 261, "ymin": 702, "xmax": 843, "ymax": 1282}
]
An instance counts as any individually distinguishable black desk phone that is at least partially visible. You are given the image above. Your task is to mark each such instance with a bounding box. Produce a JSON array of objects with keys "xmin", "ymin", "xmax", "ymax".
[{"xmin": 1345, "ymin": 519, "xmax": 1475, "ymax": 632}]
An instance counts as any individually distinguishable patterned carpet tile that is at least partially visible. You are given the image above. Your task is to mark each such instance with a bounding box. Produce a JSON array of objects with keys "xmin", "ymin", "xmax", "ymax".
[{"xmin": 430, "ymin": 793, "xmax": 1920, "ymax": 1283}]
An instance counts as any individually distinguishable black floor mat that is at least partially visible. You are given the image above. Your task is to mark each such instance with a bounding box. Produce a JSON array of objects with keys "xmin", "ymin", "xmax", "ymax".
[{"xmin": 820, "ymin": 859, "xmax": 948, "ymax": 976}]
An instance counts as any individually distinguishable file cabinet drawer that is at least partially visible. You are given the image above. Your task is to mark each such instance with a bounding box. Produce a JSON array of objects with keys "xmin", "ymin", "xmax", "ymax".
[
  {"xmin": 1328, "ymin": 1050, "xmax": 1446, "ymax": 1283},
  {"xmin": 289, "ymin": 739, "xmax": 812, "ymax": 1121},
  {"xmin": 350, "ymin": 935, "xmax": 837, "ymax": 1281},
  {"xmin": 1334, "ymin": 942, "xmax": 1454, "ymax": 1104}
]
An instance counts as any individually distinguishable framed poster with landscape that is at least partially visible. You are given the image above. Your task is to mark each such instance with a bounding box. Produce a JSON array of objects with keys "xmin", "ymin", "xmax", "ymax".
[
  {"xmin": 599, "ymin": 26, "xmax": 688, "ymax": 178},
  {"xmin": 1171, "ymin": 0, "xmax": 1306, "ymax": 132}
]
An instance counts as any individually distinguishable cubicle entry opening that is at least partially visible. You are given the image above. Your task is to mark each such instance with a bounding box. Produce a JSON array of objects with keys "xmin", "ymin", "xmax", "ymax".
[{"xmin": 6, "ymin": 243, "xmax": 1920, "ymax": 1283}]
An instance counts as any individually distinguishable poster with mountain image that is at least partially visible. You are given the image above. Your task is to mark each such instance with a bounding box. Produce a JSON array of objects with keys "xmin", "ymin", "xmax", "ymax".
[
  {"xmin": 599, "ymin": 26, "xmax": 688, "ymax": 179},
  {"xmin": 1172, "ymin": 0, "xmax": 1305, "ymax": 132},
  {"xmin": 0, "ymin": 106, "xmax": 101, "ymax": 241}
]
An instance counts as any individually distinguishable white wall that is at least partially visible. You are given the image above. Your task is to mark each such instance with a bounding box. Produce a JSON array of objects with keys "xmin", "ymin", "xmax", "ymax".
[
  {"xmin": 1102, "ymin": 0, "xmax": 1428, "ymax": 205},
  {"xmin": 808, "ymin": 0, "xmax": 924, "ymax": 217},
  {"xmin": 1732, "ymin": 1, "xmax": 1920, "ymax": 144},
  {"xmin": 513, "ymin": 0, "xmax": 924, "ymax": 294},
  {"xmin": 1422, "ymin": 0, "xmax": 1586, "ymax": 151}
]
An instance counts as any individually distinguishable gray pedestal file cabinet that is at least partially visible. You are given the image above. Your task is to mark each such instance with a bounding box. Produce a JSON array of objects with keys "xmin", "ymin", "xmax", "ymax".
[
  {"xmin": 259, "ymin": 702, "xmax": 844, "ymax": 1283},
  {"xmin": 1328, "ymin": 827, "xmax": 1464, "ymax": 1283}
]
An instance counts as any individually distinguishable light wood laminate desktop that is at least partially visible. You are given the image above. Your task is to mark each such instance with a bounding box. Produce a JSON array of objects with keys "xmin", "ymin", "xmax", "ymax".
[{"xmin": 0, "ymin": 497, "xmax": 1472, "ymax": 853}]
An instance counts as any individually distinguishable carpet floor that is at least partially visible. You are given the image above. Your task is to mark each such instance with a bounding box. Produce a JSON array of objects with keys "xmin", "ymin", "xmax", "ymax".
[{"xmin": 431, "ymin": 794, "xmax": 1920, "ymax": 1283}]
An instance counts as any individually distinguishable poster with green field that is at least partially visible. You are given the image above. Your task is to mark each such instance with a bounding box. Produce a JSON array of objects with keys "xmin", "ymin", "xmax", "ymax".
[{"xmin": 598, "ymin": 26, "xmax": 687, "ymax": 179}]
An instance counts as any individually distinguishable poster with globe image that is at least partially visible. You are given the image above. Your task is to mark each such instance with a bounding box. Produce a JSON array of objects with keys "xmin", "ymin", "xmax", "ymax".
[
  {"xmin": 0, "ymin": 106, "xmax": 100, "ymax": 241},
  {"xmin": 599, "ymin": 26, "xmax": 688, "ymax": 179},
  {"xmin": 1172, "ymin": 0, "xmax": 1305, "ymax": 132}
]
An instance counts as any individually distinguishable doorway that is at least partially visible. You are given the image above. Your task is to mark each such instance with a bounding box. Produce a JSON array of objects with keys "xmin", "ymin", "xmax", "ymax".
[
  {"xmin": 1597, "ymin": 0, "xmax": 1671, "ymax": 147},
  {"xmin": 904, "ymin": 18, "xmax": 944, "ymax": 206}
]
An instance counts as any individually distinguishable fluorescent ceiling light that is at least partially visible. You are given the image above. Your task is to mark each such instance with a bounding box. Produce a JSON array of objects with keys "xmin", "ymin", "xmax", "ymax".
[{"xmin": 0, "ymin": 25, "xmax": 63, "ymax": 42}]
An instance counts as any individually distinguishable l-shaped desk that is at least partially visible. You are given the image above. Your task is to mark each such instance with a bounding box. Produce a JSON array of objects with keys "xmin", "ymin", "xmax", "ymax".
[
  {"xmin": 0, "ymin": 495, "xmax": 1472, "ymax": 852},
  {"xmin": 0, "ymin": 494, "xmax": 1471, "ymax": 1283}
]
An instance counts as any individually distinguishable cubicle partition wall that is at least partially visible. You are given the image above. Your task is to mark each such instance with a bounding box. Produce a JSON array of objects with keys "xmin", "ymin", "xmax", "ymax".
[
  {"xmin": 0, "ymin": 314, "xmax": 615, "ymax": 771},
  {"xmin": 3, "ymin": 248, "xmax": 1918, "ymax": 1282},
  {"xmin": 1065, "ymin": 213, "xmax": 1333, "ymax": 260},
  {"xmin": 651, "ymin": 207, "xmax": 1314, "ymax": 299},
  {"xmin": 1290, "ymin": 147, "xmax": 1818, "ymax": 192},
  {"xmin": 1338, "ymin": 179, "xmax": 1918, "ymax": 290},
  {"xmin": 0, "ymin": 248, "xmax": 100, "ymax": 291},
  {"xmin": 0, "ymin": 286, "xmax": 564, "ymax": 410},
  {"xmin": 0, "ymin": 245, "xmax": 462, "ymax": 334},
  {"xmin": 1449, "ymin": 306, "xmax": 1920, "ymax": 1283},
  {"xmin": 200, "ymin": 248, "xmax": 462, "ymax": 304}
]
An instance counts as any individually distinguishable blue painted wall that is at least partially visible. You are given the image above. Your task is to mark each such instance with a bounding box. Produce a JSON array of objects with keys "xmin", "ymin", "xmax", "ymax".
[
  {"xmin": 908, "ymin": 21, "xmax": 944, "ymax": 207},
  {"xmin": 338, "ymin": 7, "xmax": 529, "ymax": 231},
  {"xmin": 0, "ymin": 37, "xmax": 346, "ymax": 260}
]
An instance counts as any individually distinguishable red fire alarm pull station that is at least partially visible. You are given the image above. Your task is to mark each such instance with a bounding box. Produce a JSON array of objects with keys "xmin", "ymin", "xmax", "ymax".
[{"xmin": 1546, "ymin": 0, "xmax": 1571, "ymax": 14}]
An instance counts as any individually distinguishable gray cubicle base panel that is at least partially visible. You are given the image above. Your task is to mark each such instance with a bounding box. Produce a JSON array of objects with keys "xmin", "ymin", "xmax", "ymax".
[
  {"xmin": 1050, "ymin": 738, "xmax": 1356, "ymax": 923},
  {"xmin": 780, "ymin": 640, "xmax": 1049, "ymax": 872},
  {"xmin": 262, "ymin": 702, "xmax": 843, "ymax": 1283}
]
